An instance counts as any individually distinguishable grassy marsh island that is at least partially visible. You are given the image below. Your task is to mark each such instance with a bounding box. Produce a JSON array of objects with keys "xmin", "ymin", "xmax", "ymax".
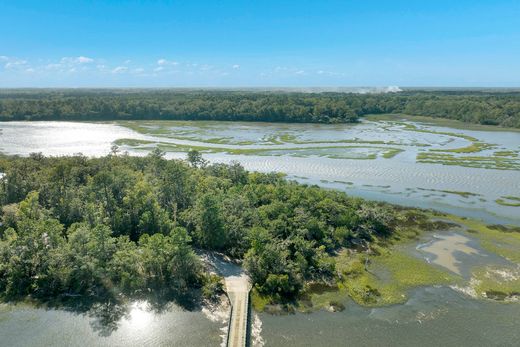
[
  {"xmin": 495, "ymin": 196, "xmax": 520, "ymax": 207},
  {"xmin": 272, "ymin": 212, "xmax": 520, "ymax": 313}
]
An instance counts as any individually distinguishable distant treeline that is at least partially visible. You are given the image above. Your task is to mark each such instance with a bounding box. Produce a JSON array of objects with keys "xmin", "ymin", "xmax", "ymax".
[{"xmin": 0, "ymin": 89, "xmax": 519, "ymax": 127}]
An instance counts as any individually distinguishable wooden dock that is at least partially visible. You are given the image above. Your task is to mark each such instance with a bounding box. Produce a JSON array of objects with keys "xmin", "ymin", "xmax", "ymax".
[{"xmin": 225, "ymin": 275, "xmax": 251, "ymax": 347}]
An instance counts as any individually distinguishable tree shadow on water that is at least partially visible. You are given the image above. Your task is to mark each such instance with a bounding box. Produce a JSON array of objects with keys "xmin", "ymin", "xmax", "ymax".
[
  {"xmin": 146, "ymin": 289, "xmax": 203, "ymax": 313},
  {"xmin": 85, "ymin": 289, "xmax": 204, "ymax": 337},
  {"xmin": 5, "ymin": 288, "xmax": 205, "ymax": 338},
  {"xmin": 88, "ymin": 301, "xmax": 130, "ymax": 337}
]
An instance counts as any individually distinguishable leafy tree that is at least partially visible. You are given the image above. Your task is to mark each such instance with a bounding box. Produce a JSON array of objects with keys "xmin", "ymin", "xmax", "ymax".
[
  {"xmin": 187, "ymin": 150, "xmax": 207, "ymax": 168},
  {"xmin": 192, "ymin": 194, "xmax": 226, "ymax": 250}
]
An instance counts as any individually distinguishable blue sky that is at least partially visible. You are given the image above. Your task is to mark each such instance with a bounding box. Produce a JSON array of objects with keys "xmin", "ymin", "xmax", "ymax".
[{"xmin": 1, "ymin": 0, "xmax": 519, "ymax": 87}]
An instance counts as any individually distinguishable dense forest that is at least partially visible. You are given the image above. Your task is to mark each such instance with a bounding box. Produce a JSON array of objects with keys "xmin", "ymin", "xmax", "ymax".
[
  {"xmin": 0, "ymin": 151, "xmax": 406, "ymax": 304},
  {"xmin": 0, "ymin": 89, "xmax": 520, "ymax": 127}
]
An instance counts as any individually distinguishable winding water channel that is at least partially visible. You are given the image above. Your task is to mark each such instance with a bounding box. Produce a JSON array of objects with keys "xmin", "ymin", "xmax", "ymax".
[{"xmin": 1, "ymin": 118, "xmax": 519, "ymax": 346}]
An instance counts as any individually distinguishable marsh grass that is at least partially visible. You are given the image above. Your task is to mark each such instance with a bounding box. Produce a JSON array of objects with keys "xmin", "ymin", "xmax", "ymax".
[
  {"xmin": 417, "ymin": 152, "xmax": 520, "ymax": 170},
  {"xmin": 494, "ymin": 151, "xmax": 519, "ymax": 157},
  {"xmin": 334, "ymin": 248, "xmax": 459, "ymax": 307},
  {"xmin": 417, "ymin": 187, "xmax": 480, "ymax": 198},
  {"xmin": 114, "ymin": 137, "xmax": 403, "ymax": 160},
  {"xmin": 432, "ymin": 142, "xmax": 495, "ymax": 154},
  {"xmin": 364, "ymin": 114, "xmax": 520, "ymax": 132},
  {"xmin": 441, "ymin": 215, "xmax": 520, "ymax": 264},
  {"xmin": 472, "ymin": 266, "xmax": 520, "ymax": 300},
  {"xmin": 495, "ymin": 196, "xmax": 520, "ymax": 207},
  {"xmin": 299, "ymin": 213, "xmax": 520, "ymax": 310}
]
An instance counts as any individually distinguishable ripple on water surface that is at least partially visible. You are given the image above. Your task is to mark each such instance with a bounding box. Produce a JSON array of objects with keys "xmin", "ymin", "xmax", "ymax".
[{"xmin": 259, "ymin": 286, "xmax": 520, "ymax": 347}]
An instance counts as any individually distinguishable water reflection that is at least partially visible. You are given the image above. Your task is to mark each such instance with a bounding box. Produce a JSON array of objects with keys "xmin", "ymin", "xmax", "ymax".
[
  {"xmin": 127, "ymin": 302, "xmax": 153, "ymax": 329},
  {"xmin": 89, "ymin": 301, "xmax": 130, "ymax": 336},
  {"xmin": 260, "ymin": 287, "xmax": 520, "ymax": 347},
  {"xmin": 0, "ymin": 297, "xmax": 221, "ymax": 347},
  {"xmin": 1, "ymin": 120, "xmax": 519, "ymax": 225}
]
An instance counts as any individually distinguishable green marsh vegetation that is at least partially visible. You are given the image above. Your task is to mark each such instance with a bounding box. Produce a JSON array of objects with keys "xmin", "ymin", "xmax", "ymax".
[
  {"xmin": 416, "ymin": 152, "xmax": 520, "ymax": 170},
  {"xmin": 116, "ymin": 117, "xmax": 518, "ymax": 171},
  {"xmin": 114, "ymin": 137, "xmax": 403, "ymax": 160},
  {"xmin": 465, "ymin": 266, "xmax": 520, "ymax": 301},
  {"xmin": 494, "ymin": 151, "xmax": 519, "ymax": 157},
  {"xmin": 300, "ymin": 212, "xmax": 520, "ymax": 311},
  {"xmin": 416, "ymin": 188, "xmax": 480, "ymax": 198},
  {"xmin": 495, "ymin": 196, "xmax": 520, "ymax": 207},
  {"xmin": 118, "ymin": 120, "xmax": 420, "ymax": 148},
  {"xmin": 438, "ymin": 216, "xmax": 520, "ymax": 301},
  {"xmin": 365, "ymin": 113, "xmax": 520, "ymax": 132},
  {"xmin": 395, "ymin": 121, "xmax": 498, "ymax": 154},
  {"xmin": 366, "ymin": 117, "xmax": 520, "ymax": 170},
  {"xmin": 292, "ymin": 214, "xmax": 461, "ymax": 310}
]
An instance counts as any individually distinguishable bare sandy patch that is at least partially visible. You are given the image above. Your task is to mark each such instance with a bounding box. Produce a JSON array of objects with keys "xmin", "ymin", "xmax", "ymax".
[{"xmin": 419, "ymin": 233, "xmax": 480, "ymax": 275}]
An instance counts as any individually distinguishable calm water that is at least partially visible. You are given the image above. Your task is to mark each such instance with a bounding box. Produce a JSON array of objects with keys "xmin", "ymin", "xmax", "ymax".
[
  {"xmin": 261, "ymin": 230, "xmax": 520, "ymax": 346},
  {"xmin": 1, "ymin": 119, "xmax": 520, "ymax": 346},
  {"xmin": 1, "ymin": 120, "xmax": 519, "ymax": 224},
  {"xmin": 260, "ymin": 287, "xmax": 520, "ymax": 347},
  {"xmin": 0, "ymin": 301, "xmax": 223, "ymax": 347}
]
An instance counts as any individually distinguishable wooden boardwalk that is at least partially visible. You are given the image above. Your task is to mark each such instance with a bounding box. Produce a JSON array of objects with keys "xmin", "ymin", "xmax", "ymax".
[{"xmin": 225, "ymin": 275, "xmax": 251, "ymax": 347}]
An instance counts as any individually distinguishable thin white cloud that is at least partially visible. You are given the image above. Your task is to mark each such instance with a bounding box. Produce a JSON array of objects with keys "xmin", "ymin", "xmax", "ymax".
[
  {"xmin": 45, "ymin": 63, "xmax": 62, "ymax": 70},
  {"xmin": 38, "ymin": 56, "xmax": 95, "ymax": 73},
  {"xmin": 61, "ymin": 56, "xmax": 94, "ymax": 64},
  {"xmin": 157, "ymin": 58, "xmax": 178, "ymax": 66},
  {"xmin": 112, "ymin": 66, "xmax": 128, "ymax": 74},
  {"xmin": 4, "ymin": 59, "xmax": 28, "ymax": 69},
  {"xmin": 77, "ymin": 56, "xmax": 94, "ymax": 63},
  {"xmin": 316, "ymin": 69, "xmax": 345, "ymax": 77},
  {"xmin": 266, "ymin": 66, "xmax": 309, "ymax": 77},
  {"xmin": 199, "ymin": 64, "xmax": 212, "ymax": 71},
  {"xmin": 1, "ymin": 54, "xmax": 279, "ymax": 82}
]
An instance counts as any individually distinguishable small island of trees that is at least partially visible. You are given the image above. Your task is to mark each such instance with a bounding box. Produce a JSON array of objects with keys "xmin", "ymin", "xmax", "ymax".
[{"xmin": 0, "ymin": 150, "xmax": 419, "ymax": 306}]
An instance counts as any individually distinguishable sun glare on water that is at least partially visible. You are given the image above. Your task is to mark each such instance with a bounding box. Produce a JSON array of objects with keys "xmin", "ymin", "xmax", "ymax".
[{"xmin": 128, "ymin": 301, "xmax": 154, "ymax": 329}]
